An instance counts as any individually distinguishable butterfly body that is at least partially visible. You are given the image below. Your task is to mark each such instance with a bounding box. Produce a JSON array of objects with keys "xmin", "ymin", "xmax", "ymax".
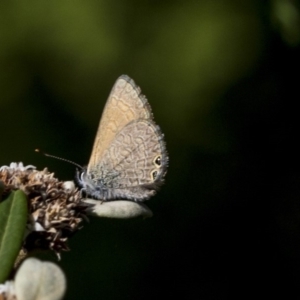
[{"xmin": 77, "ymin": 75, "xmax": 168, "ymax": 202}]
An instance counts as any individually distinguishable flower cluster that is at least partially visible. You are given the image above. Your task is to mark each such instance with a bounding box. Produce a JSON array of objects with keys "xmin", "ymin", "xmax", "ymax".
[{"xmin": 0, "ymin": 163, "xmax": 88, "ymax": 259}]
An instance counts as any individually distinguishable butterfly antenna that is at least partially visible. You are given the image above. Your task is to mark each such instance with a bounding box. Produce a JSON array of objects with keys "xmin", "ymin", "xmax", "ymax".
[{"xmin": 35, "ymin": 149, "xmax": 83, "ymax": 170}]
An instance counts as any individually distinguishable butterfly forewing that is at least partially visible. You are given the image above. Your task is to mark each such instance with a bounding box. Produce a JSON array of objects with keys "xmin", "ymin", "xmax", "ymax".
[{"xmin": 87, "ymin": 75, "xmax": 153, "ymax": 173}]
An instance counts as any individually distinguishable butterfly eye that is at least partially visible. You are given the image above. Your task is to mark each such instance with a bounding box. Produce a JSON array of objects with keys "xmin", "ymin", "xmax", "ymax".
[
  {"xmin": 153, "ymin": 155, "xmax": 161, "ymax": 167},
  {"xmin": 151, "ymin": 170, "xmax": 158, "ymax": 180}
]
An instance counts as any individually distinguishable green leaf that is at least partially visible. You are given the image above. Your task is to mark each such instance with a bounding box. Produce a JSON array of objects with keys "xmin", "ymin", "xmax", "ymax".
[{"xmin": 0, "ymin": 190, "xmax": 28, "ymax": 283}]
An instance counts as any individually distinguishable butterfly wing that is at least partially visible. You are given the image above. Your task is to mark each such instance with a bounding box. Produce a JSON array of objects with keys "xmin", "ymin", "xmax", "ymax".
[
  {"xmin": 87, "ymin": 75, "xmax": 153, "ymax": 174},
  {"xmin": 87, "ymin": 119, "xmax": 168, "ymax": 201}
]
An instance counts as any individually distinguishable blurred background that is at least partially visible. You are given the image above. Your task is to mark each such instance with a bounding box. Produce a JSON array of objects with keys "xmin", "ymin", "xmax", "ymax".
[{"xmin": 1, "ymin": 0, "xmax": 300, "ymax": 299}]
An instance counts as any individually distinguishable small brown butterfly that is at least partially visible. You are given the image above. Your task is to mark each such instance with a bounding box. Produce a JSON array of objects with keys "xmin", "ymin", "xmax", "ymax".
[{"xmin": 76, "ymin": 75, "xmax": 168, "ymax": 201}]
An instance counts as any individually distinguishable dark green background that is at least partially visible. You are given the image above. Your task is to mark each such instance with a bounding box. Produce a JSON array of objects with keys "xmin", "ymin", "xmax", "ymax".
[{"xmin": 1, "ymin": 1, "xmax": 300, "ymax": 299}]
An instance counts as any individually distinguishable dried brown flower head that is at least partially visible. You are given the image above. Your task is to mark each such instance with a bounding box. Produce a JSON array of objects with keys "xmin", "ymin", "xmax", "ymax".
[{"xmin": 0, "ymin": 163, "xmax": 88, "ymax": 259}]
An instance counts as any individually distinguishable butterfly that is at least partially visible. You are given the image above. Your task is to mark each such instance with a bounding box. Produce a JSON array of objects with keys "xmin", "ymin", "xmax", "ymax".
[{"xmin": 76, "ymin": 75, "xmax": 168, "ymax": 202}]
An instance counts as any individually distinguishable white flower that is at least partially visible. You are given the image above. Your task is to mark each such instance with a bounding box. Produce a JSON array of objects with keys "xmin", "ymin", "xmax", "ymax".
[
  {"xmin": 84, "ymin": 199, "xmax": 153, "ymax": 219},
  {"xmin": 0, "ymin": 258, "xmax": 66, "ymax": 300},
  {"xmin": 0, "ymin": 162, "xmax": 36, "ymax": 171}
]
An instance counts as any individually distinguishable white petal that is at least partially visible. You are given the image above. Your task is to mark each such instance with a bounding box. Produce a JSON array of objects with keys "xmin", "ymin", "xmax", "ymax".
[
  {"xmin": 84, "ymin": 199, "xmax": 153, "ymax": 219},
  {"xmin": 62, "ymin": 181, "xmax": 75, "ymax": 193},
  {"xmin": 33, "ymin": 222, "xmax": 46, "ymax": 232},
  {"xmin": 0, "ymin": 281, "xmax": 15, "ymax": 297}
]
